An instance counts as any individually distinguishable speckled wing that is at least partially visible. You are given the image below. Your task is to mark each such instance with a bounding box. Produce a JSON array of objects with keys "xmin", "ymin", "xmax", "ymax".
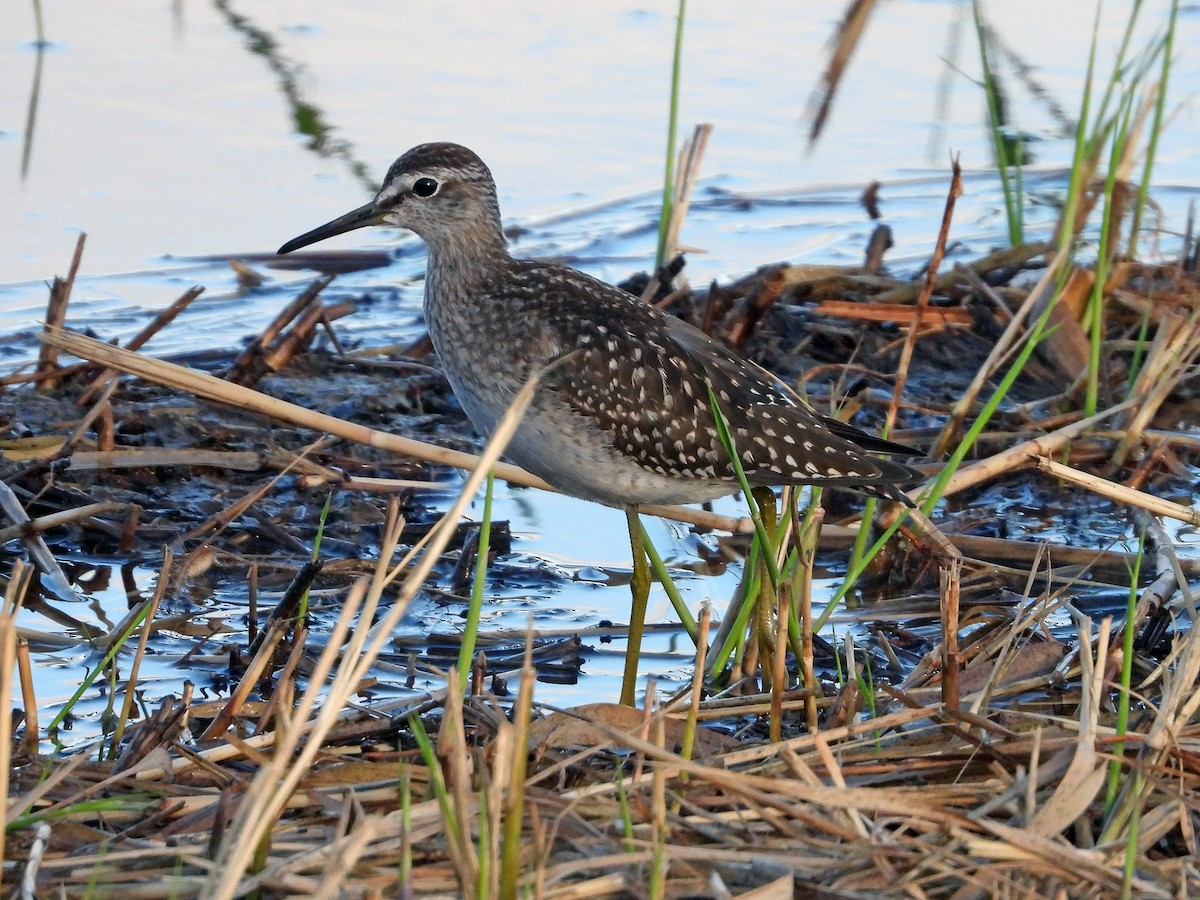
[
  {"xmin": 535, "ymin": 279, "xmax": 921, "ymax": 489},
  {"xmin": 658, "ymin": 316, "xmax": 922, "ymax": 487}
]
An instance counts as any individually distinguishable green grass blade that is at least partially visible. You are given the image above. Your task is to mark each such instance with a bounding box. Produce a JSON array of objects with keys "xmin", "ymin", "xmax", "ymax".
[
  {"xmin": 47, "ymin": 601, "xmax": 157, "ymax": 735},
  {"xmin": 1128, "ymin": 0, "xmax": 1178, "ymax": 257},
  {"xmin": 640, "ymin": 523, "xmax": 698, "ymax": 640},
  {"xmin": 706, "ymin": 386, "xmax": 780, "ymax": 588},
  {"xmin": 1057, "ymin": 4, "xmax": 1101, "ymax": 249},
  {"xmin": 655, "ymin": 0, "xmax": 687, "ymax": 269},
  {"xmin": 1105, "ymin": 527, "xmax": 1143, "ymax": 812},
  {"xmin": 972, "ymin": 0, "xmax": 1023, "ymax": 245},
  {"xmin": 457, "ymin": 471, "xmax": 495, "ymax": 691}
]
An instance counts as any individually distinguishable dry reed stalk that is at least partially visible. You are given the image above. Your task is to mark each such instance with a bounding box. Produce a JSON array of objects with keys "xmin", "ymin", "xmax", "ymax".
[
  {"xmin": 921, "ymin": 397, "xmax": 1137, "ymax": 501},
  {"xmin": 873, "ymin": 242, "xmax": 1055, "ymax": 305},
  {"xmin": 9, "ymin": 377, "xmax": 120, "ymax": 487},
  {"xmin": 76, "ymin": 285, "xmax": 204, "ymax": 405},
  {"xmin": 0, "ymin": 562, "xmax": 26, "ymax": 870},
  {"xmin": 1142, "ymin": 514, "xmax": 1198, "ymax": 620},
  {"xmin": 96, "ymin": 400, "xmax": 115, "ymax": 450},
  {"xmin": 1038, "ymin": 265, "xmax": 1094, "ymax": 380},
  {"xmin": 955, "ymin": 261, "xmax": 1017, "ymax": 321},
  {"xmin": 769, "ymin": 586, "xmax": 789, "ymax": 743},
  {"xmin": 885, "ymin": 158, "xmax": 963, "ymax": 435},
  {"xmin": 623, "ymin": 724, "xmax": 974, "ymax": 829},
  {"xmin": 1137, "ymin": 581, "xmax": 1200, "ymax": 778},
  {"xmin": 65, "ymin": 448, "xmax": 262, "ymax": 471},
  {"xmin": 309, "ymin": 815, "xmax": 382, "ymax": 900},
  {"xmin": 206, "ymin": 581, "xmax": 371, "ymax": 896},
  {"xmin": 253, "ymin": 623, "xmax": 308, "ymax": 736},
  {"xmin": 34, "ymin": 233, "xmax": 85, "ymax": 391},
  {"xmin": 39, "ymin": 328, "xmax": 753, "ymax": 534},
  {"xmin": 643, "ymin": 123, "xmax": 713, "ymax": 303},
  {"xmin": 944, "ymin": 532, "xmax": 1184, "ymax": 577},
  {"xmin": 15, "ymin": 638, "xmax": 37, "ymax": 759},
  {"xmin": 650, "ymin": 713, "xmax": 668, "ymax": 899},
  {"xmin": 228, "ymin": 274, "xmax": 335, "ymax": 378},
  {"xmin": 197, "ymin": 618, "xmax": 288, "ymax": 742},
  {"xmin": 296, "ymin": 472, "xmax": 443, "ymax": 492},
  {"xmin": 812, "ymin": 299, "xmax": 977, "ymax": 327},
  {"xmin": 721, "ymin": 705, "xmax": 937, "ymax": 767},
  {"xmin": 0, "ymin": 361, "xmax": 92, "ymax": 387},
  {"xmin": 260, "ymin": 299, "xmax": 356, "ymax": 375},
  {"xmin": 680, "ymin": 603, "xmax": 710, "ymax": 765},
  {"xmin": 4, "ymin": 748, "xmax": 88, "ymax": 830},
  {"xmin": 881, "ymin": 499, "xmax": 960, "ymax": 562},
  {"xmin": 940, "ymin": 556, "xmax": 962, "ymax": 712},
  {"xmin": 1033, "ymin": 617, "xmax": 1107, "ymax": 838},
  {"xmin": 1032, "ymin": 455, "xmax": 1200, "ymax": 526},
  {"xmin": 1113, "ymin": 309, "xmax": 1200, "ymax": 466},
  {"xmin": 805, "ymin": 0, "xmax": 879, "ymax": 145},
  {"xmin": 813, "ymin": 732, "xmax": 870, "ymax": 838},
  {"xmin": 437, "ymin": 674, "xmax": 480, "ymax": 895},
  {"xmin": 0, "ymin": 501, "xmax": 127, "ymax": 545}
]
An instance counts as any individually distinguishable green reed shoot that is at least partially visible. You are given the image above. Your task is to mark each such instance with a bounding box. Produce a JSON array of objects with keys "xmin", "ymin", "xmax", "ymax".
[
  {"xmin": 398, "ymin": 764, "xmax": 412, "ymax": 888},
  {"xmin": 457, "ymin": 472, "xmax": 495, "ymax": 691},
  {"xmin": 1084, "ymin": 90, "xmax": 1137, "ymax": 416},
  {"xmin": 707, "ymin": 387, "xmax": 780, "ymax": 589},
  {"xmin": 408, "ymin": 712, "xmax": 461, "ymax": 852},
  {"xmin": 615, "ymin": 765, "xmax": 636, "ymax": 853},
  {"xmin": 972, "ymin": 0, "xmax": 1024, "ymax": 246},
  {"xmin": 706, "ymin": 387, "xmax": 795, "ymax": 675},
  {"xmin": 1105, "ymin": 528, "xmax": 1143, "ymax": 813},
  {"xmin": 298, "ymin": 490, "xmax": 332, "ymax": 622},
  {"xmin": 31, "ymin": 0, "xmax": 46, "ymax": 45},
  {"xmin": 47, "ymin": 598, "xmax": 159, "ymax": 736},
  {"xmin": 655, "ymin": 0, "xmax": 687, "ymax": 270},
  {"xmin": 1120, "ymin": 775, "xmax": 1143, "ymax": 900},
  {"xmin": 639, "ymin": 522, "xmax": 698, "ymax": 640},
  {"xmin": 1129, "ymin": 0, "xmax": 1179, "ymax": 258}
]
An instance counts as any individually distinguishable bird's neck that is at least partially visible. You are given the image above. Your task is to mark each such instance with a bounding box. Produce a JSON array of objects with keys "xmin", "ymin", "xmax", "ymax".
[{"xmin": 425, "ymin": 228, "xmax": 512, "ymax": 297}]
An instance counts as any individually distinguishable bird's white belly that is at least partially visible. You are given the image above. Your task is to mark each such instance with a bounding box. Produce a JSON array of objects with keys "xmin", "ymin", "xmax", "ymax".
[{"xmin": 450, "ymin": 375, "xmax": 734, "ymax": 507}]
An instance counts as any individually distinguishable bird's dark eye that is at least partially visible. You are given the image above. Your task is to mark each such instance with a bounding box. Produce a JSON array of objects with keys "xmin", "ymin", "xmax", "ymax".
[{"xmin": 412, "ymin": 177, "xmax": 439, "ymax": 198}]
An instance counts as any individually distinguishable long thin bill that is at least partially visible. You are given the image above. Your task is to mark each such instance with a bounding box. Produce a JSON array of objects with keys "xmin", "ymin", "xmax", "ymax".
[{"xmin": 277, "ymin": 201, "xmax": 385, "ymax": 254}]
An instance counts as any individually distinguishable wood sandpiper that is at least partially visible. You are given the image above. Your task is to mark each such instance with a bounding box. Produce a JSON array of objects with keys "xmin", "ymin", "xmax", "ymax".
[{"xmin": 278, "ymin": 142, "xmax": 922, "ymax": 702}]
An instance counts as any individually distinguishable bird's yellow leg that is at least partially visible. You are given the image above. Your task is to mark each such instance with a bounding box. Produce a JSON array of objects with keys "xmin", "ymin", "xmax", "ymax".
[{"xmin": 620, "ymin": 505, "xmax": 651, "ymax": 707}]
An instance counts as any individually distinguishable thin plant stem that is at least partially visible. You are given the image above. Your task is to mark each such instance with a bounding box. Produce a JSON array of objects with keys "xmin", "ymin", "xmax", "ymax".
[
  {"xmin": 972, "ymin": 0, "xmax": 1023, "ymax": 245},
  {"xmin": 457, "ymin": 472, "xmax": 495, "ymax": 691},
  {"xmin": 31, "ymin": 0, "xmax": 46, "ymax": 44},
  {"xmin": 1058, "ymin": 5, "xmax": 1101, "ymax": 250},
  {"xmin": 1129, "ymin": 0, "xmax": 1178, "ymax": 257},
  {"xmin": 1106, "ymin": 528, "xmax": 1144, "ymax": 812},
  {"xmin": 655, "ymin": 0, "xmax": 687, "ymax": 270},
  {"xmin": 640, "ymin": 520, "xmax": 698, "ymax": 639}
]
